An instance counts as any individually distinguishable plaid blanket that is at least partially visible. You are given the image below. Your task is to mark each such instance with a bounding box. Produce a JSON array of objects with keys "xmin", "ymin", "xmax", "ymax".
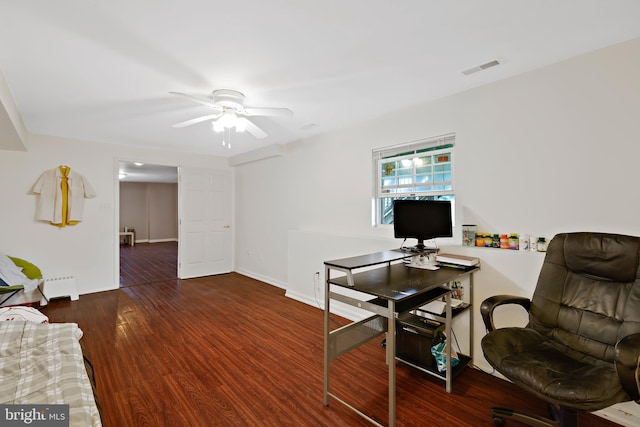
[{"xmin": 0, "ymin": 321, "xmax": 102, "ymax": 426}]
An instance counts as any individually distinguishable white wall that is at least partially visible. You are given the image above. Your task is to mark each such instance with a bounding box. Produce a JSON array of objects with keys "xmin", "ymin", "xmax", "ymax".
[
  {"xmin": 234, "ymin": 38, "xmax": 640, "ymax": 425},
  {"xmin": 236, "ymin": 37, "xmax": 640, "ymax": 292},
  {"xmin": 0, "ymin": 134, "xmax": 229, "ymax": 300}
]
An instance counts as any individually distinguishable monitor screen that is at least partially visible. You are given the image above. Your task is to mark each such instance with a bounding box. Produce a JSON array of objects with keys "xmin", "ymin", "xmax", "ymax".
[{"xmin": 393, "ymin": 200, "xmax": 452, "ymax": 251}]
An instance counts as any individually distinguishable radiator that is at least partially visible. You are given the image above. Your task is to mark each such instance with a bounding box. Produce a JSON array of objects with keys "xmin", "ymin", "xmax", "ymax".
[{"xmin": 40, "ymin": 275, "xmax": 79, "ymax": 306}]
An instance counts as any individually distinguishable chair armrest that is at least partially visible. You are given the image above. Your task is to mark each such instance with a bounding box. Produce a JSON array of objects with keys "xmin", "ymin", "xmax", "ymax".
[
  {"xmin": 615, "ymin": 333, "xmax": 640, "ymax": 403},
  {"xmin": 480, "ymin": 295, "xmax": 531, "ymax": 332}
]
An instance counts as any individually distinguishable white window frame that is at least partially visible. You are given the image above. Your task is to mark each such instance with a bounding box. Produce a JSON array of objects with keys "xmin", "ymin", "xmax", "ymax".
[{"xmin": 372, "ymin": 133, "xmax": 455, "ymax": 227}]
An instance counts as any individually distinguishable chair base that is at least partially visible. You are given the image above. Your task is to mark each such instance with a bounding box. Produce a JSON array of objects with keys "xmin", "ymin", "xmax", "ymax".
[{"xmin": 491, "ymin": 405, "xmax": 577, "ymax": 427}]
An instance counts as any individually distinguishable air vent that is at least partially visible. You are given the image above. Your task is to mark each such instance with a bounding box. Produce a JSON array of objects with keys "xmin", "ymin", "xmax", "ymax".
[{"xmin": 462, "ymin": 60, "xmax": 500, "ymax": 76}]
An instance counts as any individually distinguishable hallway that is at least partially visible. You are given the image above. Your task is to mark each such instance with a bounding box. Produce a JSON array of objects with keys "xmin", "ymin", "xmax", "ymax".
[{"xmin": 119, "ymin": 241, "xmax": 177, "ymax": 287}]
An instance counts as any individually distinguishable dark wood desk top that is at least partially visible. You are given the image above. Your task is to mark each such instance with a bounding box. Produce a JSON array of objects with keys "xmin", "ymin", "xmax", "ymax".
[
  {"xmin": 328, "ymin": 262, "xmax": 477, "ymax": 302},
  {"xmin": 324, "ymin": 250, "xmax": 411, "ymax": 269}
]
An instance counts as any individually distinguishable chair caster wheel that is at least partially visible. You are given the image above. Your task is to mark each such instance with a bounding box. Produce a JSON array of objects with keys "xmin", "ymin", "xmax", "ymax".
[{"xmin": 492, "ymin": 416, "xmax": 506, "ymax": 426}]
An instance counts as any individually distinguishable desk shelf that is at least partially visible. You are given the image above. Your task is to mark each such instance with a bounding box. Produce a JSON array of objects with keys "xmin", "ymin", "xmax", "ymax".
[
  {"xmin": 395, "ymin": 310, "xmax": 472, "ymax": 382},
  {"xmin": 415, "ymin": 301, "xmax": 472, "ymax": 320},
  {"xmin": 398, "ymin": 353, "xmax": 473, "ymax": 380},
  {"xmin": 365, "ymin": 286, "xmax": 450, "ymax": 314}
]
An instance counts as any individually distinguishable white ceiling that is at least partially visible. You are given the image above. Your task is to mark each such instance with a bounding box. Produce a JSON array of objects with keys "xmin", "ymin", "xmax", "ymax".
[
  {"xmin": 118, "ymin": 161, "xmax": 177, "ymax": 183},
  {"xmin": 2, "ymin": 1, "xmax": 640, "ymax": 158}
]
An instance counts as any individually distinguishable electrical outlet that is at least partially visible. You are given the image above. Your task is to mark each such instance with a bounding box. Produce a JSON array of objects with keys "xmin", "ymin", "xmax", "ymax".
[{"xmin": 314, "ymin": 271, "xmax": 321, "ymax": 295}]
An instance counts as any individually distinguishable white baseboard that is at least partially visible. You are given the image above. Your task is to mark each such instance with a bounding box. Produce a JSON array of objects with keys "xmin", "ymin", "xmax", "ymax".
[
  {"xmin": 236, "ymin": 269, "xmax": 367, "ymax": 320},
  {"xmin": 233, "ymin": 268, "xmax": 286, "ymax": 290},
  {"xmin": 284, "ymin": 289, "xmax": 375, "ymax": 321},
  {"xmin": 284, "ymin": 290, "xmax": 323, "ymax": 311}
]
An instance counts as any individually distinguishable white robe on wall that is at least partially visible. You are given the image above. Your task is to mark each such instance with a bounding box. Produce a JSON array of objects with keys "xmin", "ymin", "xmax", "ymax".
[{"xmin": 31, "ymin": 167, "xmax": 96, "ymax": 225}]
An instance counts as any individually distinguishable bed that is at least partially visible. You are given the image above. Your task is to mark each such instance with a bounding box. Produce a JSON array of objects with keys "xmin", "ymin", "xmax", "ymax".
[{"xmin": 0, "ymin": 320, "xmax": 102, "ymax": 426}]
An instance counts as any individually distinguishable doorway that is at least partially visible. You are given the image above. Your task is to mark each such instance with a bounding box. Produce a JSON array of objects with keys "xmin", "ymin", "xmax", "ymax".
[
  {"xmin": 118, "ymin": 161, "xmax": 178, "ymax": 287},
  {"xmin": 116, "ymin": 162, "xmax": 233, "ymax": 287}
]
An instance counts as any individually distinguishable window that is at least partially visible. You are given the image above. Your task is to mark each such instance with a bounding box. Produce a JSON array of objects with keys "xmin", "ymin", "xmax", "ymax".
[{"xmin": 373, "ymin": 134, "xmax": 455, "ymax": 226}]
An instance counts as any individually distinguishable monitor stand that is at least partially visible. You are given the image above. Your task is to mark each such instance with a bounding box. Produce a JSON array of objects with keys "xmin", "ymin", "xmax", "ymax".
[
  {"xmin": 405, "ymin": 246, "xmax": 423, "ymax": 253},
  {"xmin": 413, "ymin": 241, "xmax": 426, "ymax": 252},
  {"xmin": 407, "ymin": 253, "xmax": 439, "ymax": 270},
  {"xmin": 404, "ymin": 239, "xmax": 438, "ymax": 254}
]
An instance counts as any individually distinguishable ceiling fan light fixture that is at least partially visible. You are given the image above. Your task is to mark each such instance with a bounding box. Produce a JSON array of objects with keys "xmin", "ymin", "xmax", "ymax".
[
  {"xmin": 217, "ymin": 110, "xmax": 238, "ymax": 129},
  {"xmin": 171, "ymin": 88, "xmax": 284, "ymax": 142},
  {"xmin": 213, "ymin": 121, "xmax": 224, "ymax": 133}
]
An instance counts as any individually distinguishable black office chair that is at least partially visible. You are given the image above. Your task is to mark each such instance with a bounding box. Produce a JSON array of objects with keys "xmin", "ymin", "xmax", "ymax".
[{"xmin": 480, "ymin": 232, "xmax": 640, "ymax": 427}]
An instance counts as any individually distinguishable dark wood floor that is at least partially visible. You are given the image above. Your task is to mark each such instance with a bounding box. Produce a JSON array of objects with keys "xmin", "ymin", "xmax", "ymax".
[
  {"xmin": 119, "ymin": 241, "xmax": 177, "ymax": 287},
  {"xmin": 38, "ymin": 244, "xmax": 621, "ymax": 426}
]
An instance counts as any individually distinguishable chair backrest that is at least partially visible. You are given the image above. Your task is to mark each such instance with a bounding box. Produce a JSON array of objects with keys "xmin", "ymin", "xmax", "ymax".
[{"xmin": 530, "ymin": 232, "xmax": 640, "ymax": 363}]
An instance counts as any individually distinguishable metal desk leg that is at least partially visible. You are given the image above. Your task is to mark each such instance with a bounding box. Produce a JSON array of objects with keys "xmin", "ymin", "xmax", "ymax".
[
  {"xmin": 445, "ymin": 290, "xmax": 452, "ymax": 393},
  {"xmin": 324, "ymin": 266, "xmax": 330, "ymax": 406},
  {"xmin": 388, "ymin": 301, "xmax": 396, "ymax": 427},
  {"xmin": 469, "ymin": 274, "xmax": 474, "ymax": 361}
]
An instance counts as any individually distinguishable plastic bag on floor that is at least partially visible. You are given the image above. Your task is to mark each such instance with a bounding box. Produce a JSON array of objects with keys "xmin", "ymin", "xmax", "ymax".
[{"xmin": 431, "ymin": 340, "xmax": 459, "ymax": 373}]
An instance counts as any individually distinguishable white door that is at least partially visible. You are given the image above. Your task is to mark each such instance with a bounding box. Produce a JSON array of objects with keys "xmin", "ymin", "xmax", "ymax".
[{"xmin": 178, "ymin": 167, "xmax": 232, "ymax": 278}]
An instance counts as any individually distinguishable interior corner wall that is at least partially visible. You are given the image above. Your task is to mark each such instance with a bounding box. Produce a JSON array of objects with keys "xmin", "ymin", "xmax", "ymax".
[
  {"xmin": 120, "ymin": 182, "xmax": 178, "ymax": 243},
  {"xmin": 0, "ymin": 134, "xmax": 229, "ymax": 298},
  {"xmin": 233, "ymin": 38, "xmax": 640, "ymax": 426}
]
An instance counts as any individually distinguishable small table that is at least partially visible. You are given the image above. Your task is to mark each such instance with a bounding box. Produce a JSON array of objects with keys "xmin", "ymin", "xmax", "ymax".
[
  {"xmin": 119, "ymin": 231, "xmax": 135, "ymax": 246},
  {"xmin": 323, "ymin": 250, "xmax": 478, "ymax": 427}
]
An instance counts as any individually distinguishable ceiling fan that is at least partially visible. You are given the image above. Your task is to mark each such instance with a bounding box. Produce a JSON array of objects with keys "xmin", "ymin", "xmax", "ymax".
[{"xmin": 170, "ymin": 89, "xmax": 293, "ymax": 143}]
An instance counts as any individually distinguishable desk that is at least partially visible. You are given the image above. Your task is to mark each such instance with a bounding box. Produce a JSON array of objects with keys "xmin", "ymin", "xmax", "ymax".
[
  {"xmin": 323, "ymin": 250, "xmax": 478, "ymax": 427},
  {"xmin": 119, "ymin": 231, "xmax": 135, "ymax": 246}
]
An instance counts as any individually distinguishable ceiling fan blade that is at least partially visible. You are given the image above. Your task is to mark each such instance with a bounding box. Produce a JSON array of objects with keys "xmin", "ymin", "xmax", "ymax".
[
  {"xmin": 237, "ymin": 117, "xmax": 268, "ymax": 139},
  {"xmin": 172, "ymin": 113, "xmax": 221, "ymax": 128},
  {"xmin": 243, "ymin": 107, "xmax": 293, "ymax": 117},
  {"xmin": 169, "ymin": 91, "xmax": 222, "ymax": 110}
]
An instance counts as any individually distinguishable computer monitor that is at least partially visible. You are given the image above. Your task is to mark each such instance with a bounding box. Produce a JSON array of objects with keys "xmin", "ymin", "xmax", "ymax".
[{"xmin": 393, "ymin": 199, "xmax": 452, "ymax": 251}]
